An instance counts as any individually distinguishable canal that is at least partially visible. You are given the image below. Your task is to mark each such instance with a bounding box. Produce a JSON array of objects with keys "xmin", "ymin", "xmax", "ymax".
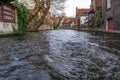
[{"xmin": 0, "ymin": 29, "xmax": 120, "ymax": 80}]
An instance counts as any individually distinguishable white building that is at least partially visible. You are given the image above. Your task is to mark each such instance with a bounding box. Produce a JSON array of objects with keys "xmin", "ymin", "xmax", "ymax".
[{"xmin": 80, "ymin": 16, "xmax": 88, "ymax": 26}]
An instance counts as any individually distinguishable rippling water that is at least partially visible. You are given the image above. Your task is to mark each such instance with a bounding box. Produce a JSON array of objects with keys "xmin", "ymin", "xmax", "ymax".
[{"xmin": 0, "ymin": 29, "xmax": 120, "ymax": 80}]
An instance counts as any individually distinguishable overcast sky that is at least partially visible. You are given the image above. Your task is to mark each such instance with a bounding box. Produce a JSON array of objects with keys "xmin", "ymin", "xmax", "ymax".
[{"xmin": 64, "ymin": 0, "xmax": 91, "ymax": 17}]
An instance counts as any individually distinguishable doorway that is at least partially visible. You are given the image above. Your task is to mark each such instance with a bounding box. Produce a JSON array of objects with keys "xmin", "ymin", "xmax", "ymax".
[{"xmin": 108, "ymin": 19, "xmax": 114, "ymax": 31}]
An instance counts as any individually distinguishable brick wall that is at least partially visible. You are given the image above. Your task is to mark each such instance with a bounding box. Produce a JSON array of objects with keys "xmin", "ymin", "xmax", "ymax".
[
  {"xmin": 93, "ymin": 0, "xmax": 102, "ymax": 11},
  {"xmin": 112, "ymin": 0, "xmax": 120, "ymax": 30},
  {"xmin": 102, "ymin": 0, "xmax": 120, "ymax": 31}
]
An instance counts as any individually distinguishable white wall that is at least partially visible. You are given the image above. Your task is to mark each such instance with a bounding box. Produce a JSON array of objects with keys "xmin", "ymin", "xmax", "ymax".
[
  {"xmin": 0, "ymin": 22, "xmax": 18, "ymax": 33},
  {"xmin": 18, "ymin": 0, "xmax": 35, "ymax": 10},
  {"xmin": 80, "ymin": 16, "xmax": 88, "ymax": 25}
]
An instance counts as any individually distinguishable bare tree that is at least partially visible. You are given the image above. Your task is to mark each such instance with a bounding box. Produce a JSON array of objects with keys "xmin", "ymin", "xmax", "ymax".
[
  {"xmin": 50, "ymin": 0, "xmax": 66, "ymax": 29},
  {"xmin": 26, "ymin": 0, "xmax": 50, "ymax": 31},
  {"xmin": 50, "ymin": 0, "xmax": 66, "ymax": 16},
  {"xmin": 18, "ymin": 0, "xmax": 67, "ymax": 31}
]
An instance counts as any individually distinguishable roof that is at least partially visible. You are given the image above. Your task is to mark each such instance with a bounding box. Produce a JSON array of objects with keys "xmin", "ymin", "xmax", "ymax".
[
  {"xmin": 0, "ymin": 0, "xmax": 14, "ymax": 6},
  {"xmin": 63, "ymin": 18, "xmax": 73, "ymax": 24},
  {"xmin": 88, "ymin": 9, "xmax": 95, "ymax": 14},
  {"xmin": 76, "ymin": 8, "xmax": 90, "ymax": 16}
]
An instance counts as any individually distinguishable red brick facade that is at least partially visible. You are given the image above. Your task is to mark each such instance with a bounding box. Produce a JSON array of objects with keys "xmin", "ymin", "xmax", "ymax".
[
  {"xmin": 75, "ymin": 8, "xmax": 89, "ymax": 29},
  {"xmin": 91, "ymin": 0, "xmax": 102, "ymax": 11},
  {"xmin": 88, "ymin": 0, "xmax": 102, "ymax": 27},
  {"xmin": 0, "ymin": 4, "xmax": 16, "ymax": 23},
  {"xmin": 102, "ymin": 0, "xmax": 120, "ymax": 31}
]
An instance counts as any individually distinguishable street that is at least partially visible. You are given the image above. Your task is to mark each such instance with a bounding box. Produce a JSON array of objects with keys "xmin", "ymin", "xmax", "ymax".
[{"xmin": 0, "ymin": 29, "xmax": 120, "ymax": 80}]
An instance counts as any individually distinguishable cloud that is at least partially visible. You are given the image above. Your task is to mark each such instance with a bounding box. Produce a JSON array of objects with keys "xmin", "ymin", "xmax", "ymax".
[{"xmin": 64, "ymin": 0, "xmax": 91, "ymax": 17}]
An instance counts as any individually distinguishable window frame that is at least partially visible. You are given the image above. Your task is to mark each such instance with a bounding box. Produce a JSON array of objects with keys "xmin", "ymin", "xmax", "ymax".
[
  {"xmin": 106, "ymin": 0, "xmax": 111, "ymax": 9},
  {"xmin": 0, "ymin": 4, "xmax": 16, "ymax": 23}
]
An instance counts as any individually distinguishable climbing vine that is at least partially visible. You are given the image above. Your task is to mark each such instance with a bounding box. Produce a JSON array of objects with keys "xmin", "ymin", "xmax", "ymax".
[
  {"xmin": 13, "ymin": 1, "xmax": 29, "ymax": 34},
  {"xmin": 93, "ymin": 10, "xmax": 103, "ymax": 27}
]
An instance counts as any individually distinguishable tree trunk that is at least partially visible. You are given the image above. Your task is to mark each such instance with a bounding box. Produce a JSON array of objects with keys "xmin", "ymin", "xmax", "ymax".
[
  {"xmin": 27, "ymin": 0, "xmax": 50, "ymax": 32},
  {"xmin": 56, "ymin": 17, "xmax": 63, "ymax": 28}
]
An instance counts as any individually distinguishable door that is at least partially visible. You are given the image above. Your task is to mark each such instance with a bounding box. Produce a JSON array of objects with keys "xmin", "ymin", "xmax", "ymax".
[
  {"xmin": 77, "ymin": 19, "xmax": 80, "ymax": 29},
  {"xmin": 108, "ymin": 19, "xmax": 113, "ymax": 30}
]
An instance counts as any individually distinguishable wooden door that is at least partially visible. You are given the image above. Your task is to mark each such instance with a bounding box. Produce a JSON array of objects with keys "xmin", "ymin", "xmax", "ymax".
[{"xmin": 108, "ymin": 19, "xmax": 113, "ymax": 30}]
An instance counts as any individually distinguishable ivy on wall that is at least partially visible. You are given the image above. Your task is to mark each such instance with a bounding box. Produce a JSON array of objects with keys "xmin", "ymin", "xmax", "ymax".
[
  {"xmin": 13, "ymin": 1, "xmax": 29, "ymax": 34},
  {"xmin": 93, "ymin": 10, "xmax": 103, "ymax": 27}
]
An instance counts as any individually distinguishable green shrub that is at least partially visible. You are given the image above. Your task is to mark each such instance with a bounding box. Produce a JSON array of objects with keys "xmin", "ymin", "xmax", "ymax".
[
  {"xmin": 13, "ymin": 1, "xmax": 29, "ymax": 34},
  {"xmin": 93, "ymin": 11, "xmax": 103, "ymax": 27}
]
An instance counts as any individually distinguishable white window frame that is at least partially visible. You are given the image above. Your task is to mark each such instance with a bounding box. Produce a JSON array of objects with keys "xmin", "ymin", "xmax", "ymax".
[{"xmin": 107, "ymin": 0, "xmax": 111, "ymax": 9}]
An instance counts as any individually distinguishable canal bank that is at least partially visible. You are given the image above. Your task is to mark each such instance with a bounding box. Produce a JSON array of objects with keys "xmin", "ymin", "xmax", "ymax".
[
  {"xmin": 0, "ymin": 33, "xmax": 25, "ymax": 38},
  {"xmin": 78, "ymin": 28, "xmax": 120, "ymax": 34},
  {"xmin": 1, "ymin": 28, "xmax": 120, "ymax": 38}
]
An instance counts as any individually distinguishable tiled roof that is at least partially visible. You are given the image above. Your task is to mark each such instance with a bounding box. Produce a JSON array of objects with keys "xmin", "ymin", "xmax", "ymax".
[
  {"xmin": 63, "ymin": 18, "xmax": 73, "ymax": 24},
  {"xmin": 76, "ymin": 8, "xmax": 90, "ymax": 16}
]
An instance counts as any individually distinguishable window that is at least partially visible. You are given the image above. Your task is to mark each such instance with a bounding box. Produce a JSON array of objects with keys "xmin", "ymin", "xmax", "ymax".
[
  {"xmin": 0, "ymin": 5, "xmax": 16, "ymax": 23},
  {"xmin": 107, "ymin": 0, "xmax": 111, "ymax": 9},
  {"xmin": 83, "ymin": 12, "xmax": 88, "ymax": 16},
  {"xmin": 93, "ymin": 1, "xmax": 95, "ymax": 6}
]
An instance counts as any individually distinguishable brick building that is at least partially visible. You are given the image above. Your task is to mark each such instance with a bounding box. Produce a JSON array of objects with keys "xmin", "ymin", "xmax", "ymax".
[
  {"xmin": 0, "ymin": 2, "xmax": 18, "ymax": 33},
  {"xmin": 91, "ymin": 0, "xmax": 102, "ymax": 11},
  {"xmin": 88, "ymin": 0, "xmax": 102, "ymax": 27},
  {"xmin": 62, "ymin": 18, "xmax": 73, "ymax": 29},
  {"xmin": 75, "ymin": 7, "xmax": 89, "ymax": 29},
  {"xmin": 102, "ymin": 0, "xmax": 120, "ymax": 31}
]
